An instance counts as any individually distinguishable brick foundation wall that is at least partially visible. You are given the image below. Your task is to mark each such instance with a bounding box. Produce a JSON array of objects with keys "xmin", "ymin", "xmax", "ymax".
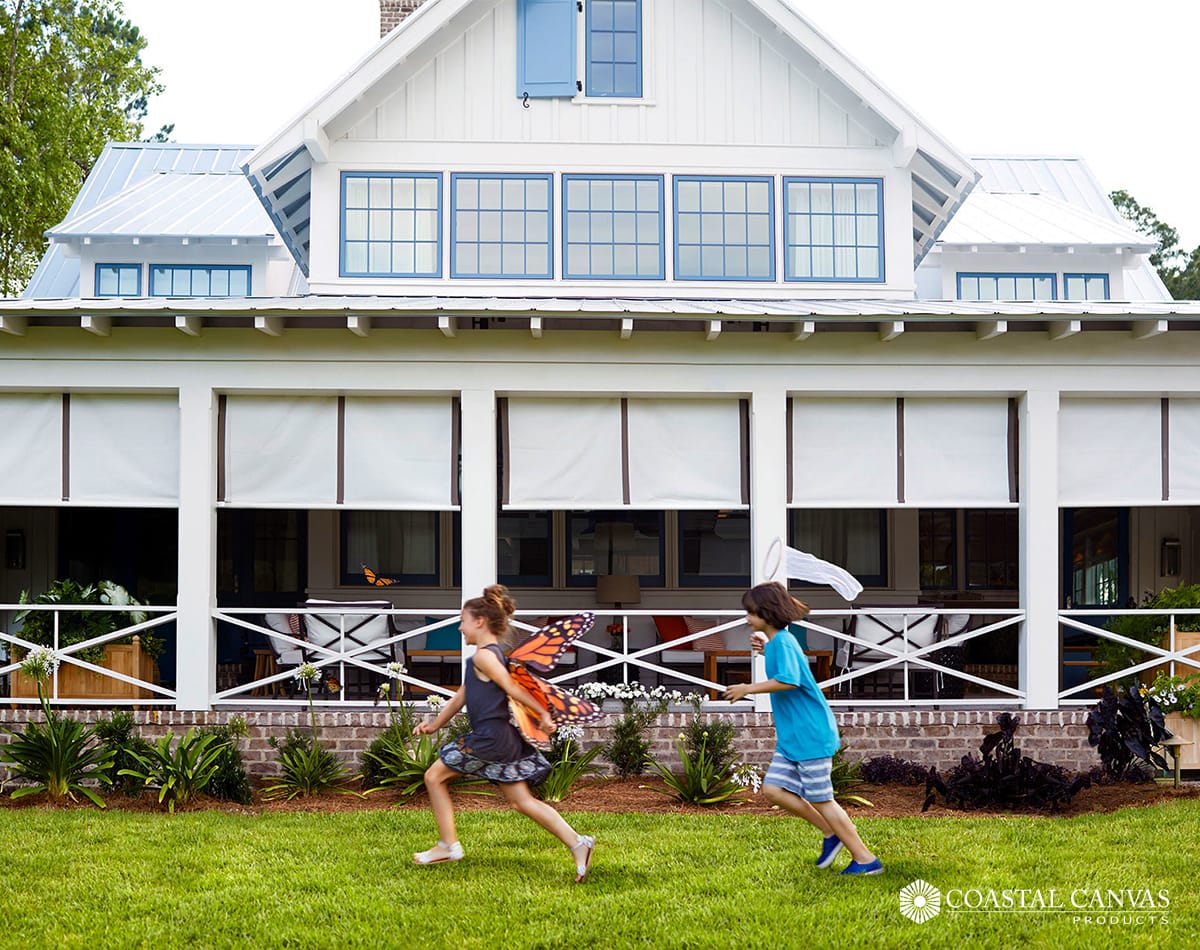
[
  {"xmin": 0, "ymin": 707, "xmax": 1099, "ymax": 777},
  {"xmin": 379, "ymin": 0, "xmax": 426, "ymax": 36}
]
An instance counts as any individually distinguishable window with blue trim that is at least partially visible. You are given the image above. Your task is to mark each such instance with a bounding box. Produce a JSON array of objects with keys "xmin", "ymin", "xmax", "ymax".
[
  {"xmin": 957, "ymin": 273, "xmax": 1056, "ymax": 302},
  {"xmin": 784, "ymin": 178, "xmax": 883, "ymax": 282},
  {"xmin": 452, "ymin": 174, "xmax": 552, "ymax": 279},
  {"xmin": 674, "ymin": 177, "xmax": 774, "ymax": 280},
  {"xmin": 341, "ymin": 173, "xmax": 441, "ymax": 278},
  {"xmin": 1063, "ymin": 273, "xmax": 1110, "ymax": 300},
  {"xmin": 587, "ymin": 0, "xmax": 642, "ymax": 97},
  {"xmin": 563, "ymin": 175, "xmax": 662, "ymax": 278},
  {"xmin": 149, "ymin": 265, "xmax": 250, "ymax": 297},
  {"xmin": 95, "ymin": 263, "xmax": 140, "ymax": 296}
]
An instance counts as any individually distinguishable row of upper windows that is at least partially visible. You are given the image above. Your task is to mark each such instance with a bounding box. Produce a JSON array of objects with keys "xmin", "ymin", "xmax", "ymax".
[
  {"xmin": 956, "ymin": 273, "xmax": 1111, "ymax": 302},
  {"xmin": 339, "ymin": 172, "xmax": 886, "ymax": 283},
  {"xmin": 517, "ymin": 0, "xmax": 643, "ymax": 100},
  {"xmin": 95, "ymin": 264, "xmax": 251, "ymax": 298}
]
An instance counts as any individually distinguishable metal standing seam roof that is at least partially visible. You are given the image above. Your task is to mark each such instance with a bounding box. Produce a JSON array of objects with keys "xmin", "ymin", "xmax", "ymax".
[
  {"xmin": 22, "ymin": 143, "xmax": 256, "ymax": 299},
  {"xmin": 46, "ymin": 172, "xmax": 278, "ymax": 242},
  {"xmin": 936, "ymin": 192, "xmax": 1155, "ymax": 249}
]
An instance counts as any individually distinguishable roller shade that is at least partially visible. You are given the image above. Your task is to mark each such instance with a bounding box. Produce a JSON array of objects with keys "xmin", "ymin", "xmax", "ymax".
[
  {"xmin": 70, "ymin": 395, "xmax": 179, "ymax": 505},
  {"xmin": 0, "ymin": 394, "xmax": 62, "ymax": 503},
  {"xmin": 504, "ymin": 398, "xmax": 623, "ymax": 509},
  {"xmin": 1169, "ymin": 399, "xmax": 1200, "ymax": 503},
  {"xmin": 343, "ymin": 397, "xmax": 457, "ymax": 509},
  {"xmin": 626, "ymin": 399, "xmax": 747, "ymax": 509},
  {"xmin": 904, "ymin": 399, "xmax": 1013, "ymax": 506},
  {"xmin": 1059, "ymin": 398, "xmax": 1161, "ymax": 505},
  {"xmin": 223, "ymin": 396, "xmax": 338, "ymax": 506},
  {"xmin": 790, "ymin": 399, "xmax": 897, "ymax": 506}
]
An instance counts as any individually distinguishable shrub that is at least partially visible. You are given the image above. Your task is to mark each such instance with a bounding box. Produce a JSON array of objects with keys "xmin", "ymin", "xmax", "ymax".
[
  {"xmin": 536, "ymin": 726, "xmax": 605, "ymax": 803},
  {"xmin": 1096, "ymin": 584, "xmax": 1200, "ymax": 680},
  {"xmin": 94, "ymin": 711, "xmax": 153, "ymax": 797},
  {"xmin": 576, "ymin": 682, "xmax": 689, "ymax": 778},
  {"xmin": 646, "ymin": 731, "xmax": 752, "ymax": 806},
  {"xmin": 118, "ymin": 728, "xmax": 229, "ymax": 813},
  {"xmin": 197, "ymin": 716, "xmax": 252, "ymax": 805},
  {"xmin": 831, "ymin": 748, "xmax": 872, "ymax": 807},
  {"xmin": 859, "ymin": 754, "xmax": 932, "ymax": 787},
  {"xmin": 924, "ymin": 713, "xmax": 1089, "ymax": 812},
  {"xmin": 264, "ymin": 664, "xmax": 355, "ymax": 800},
  {"xmin": 0, "ymin": 648, "xmax": 113, "ymax": 807},
  {"xmin": 1086, "ymin": 685, "xmax": 1171, "ymax": 781}
]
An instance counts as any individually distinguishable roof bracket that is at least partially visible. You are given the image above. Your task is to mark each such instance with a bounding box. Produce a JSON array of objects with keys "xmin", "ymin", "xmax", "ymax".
[
  {"xmin": 1048, "ymin": 319, "xmax": 1081, "ymax": 341},
  {"xmin": 347, "ymin": 314, "xmax": 371, "ymax": 337},
  {"xmin": 620, "ymin": 317, "xmax": 634, "ymax": 340},
  {"xmin": 255, "ymin": 315, "xmax": 284, "ymax": 336},
  {"xmin": 792, "ymin": 320, "xmax": 815, "ymax": 342},
  {"xmin": 175, "ymin": 315, "xmax": 202, "ymax": 336},
  {"xmin": 977, "ymin": 320, "xmax": 1007, "ymax": 341},
  {"xmin": 879, "ymin": 320, "xmax": 904, "ymax": 342},
  {"xmin": 438, "ymin": 315, "xmax": 457, "ymax": 338},
  {"xmin": 81, "ymin": 314, "xmax": 111, "ymax": 337},
  {"xmin": 1132, "ymin": 319, "xmax": 1168, "ymax": 341}
]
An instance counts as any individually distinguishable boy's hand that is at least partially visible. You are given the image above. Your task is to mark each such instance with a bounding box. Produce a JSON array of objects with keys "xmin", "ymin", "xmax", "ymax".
[
  {"xmin": 413, "ymin": 720, "xmax": 437, "ymax": 735},
  {"xmin": 723, "ymin": 682, "xmax": 753, "ymax": 702},
  {"xmin": 749, "ymin": 632, "xmax": 767, "ymax": 654}
]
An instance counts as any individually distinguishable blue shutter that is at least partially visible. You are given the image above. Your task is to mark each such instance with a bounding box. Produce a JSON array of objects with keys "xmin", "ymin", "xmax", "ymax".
[{"xmin": 517, "ymin": 0, "xmax": 577, "ymax": 98}]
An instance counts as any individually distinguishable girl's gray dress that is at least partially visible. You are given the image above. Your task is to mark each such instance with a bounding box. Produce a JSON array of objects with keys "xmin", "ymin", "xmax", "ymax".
[{"xmin": 438, "ymin": 643, "xmax": 551, "ymax": 784}]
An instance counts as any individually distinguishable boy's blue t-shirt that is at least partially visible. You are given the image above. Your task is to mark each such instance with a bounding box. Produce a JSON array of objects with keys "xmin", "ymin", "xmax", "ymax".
[{"xmin": 764, "ymin": 628, "xmax": 840, "ymax": 762}]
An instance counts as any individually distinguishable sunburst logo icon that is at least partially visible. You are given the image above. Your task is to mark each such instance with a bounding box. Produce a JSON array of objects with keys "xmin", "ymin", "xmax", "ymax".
[{"xmin": 898, "ymin": 879, "xmax": 942, "ymax": 924}]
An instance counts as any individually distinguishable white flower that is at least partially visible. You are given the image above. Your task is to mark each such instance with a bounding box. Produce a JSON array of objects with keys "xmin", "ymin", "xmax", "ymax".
[
  {"xmin": 293, "ymin": 663, "xmax": 321, "ymax": 685},
  {"xmin": 19, "ymin": 646, "xmax": 60, "ymax": 681},
  {"xmin": 557, "ymin": 724, "xmax": 584, "ymax": 743},
  {"xmin": 386, "ymin": 662, "xmax": 407, "ymax": 678},
  {"xmin": 731, "ymin": 762, "xmax": 762, "ymax": 793},
  {"xmin": 426, "ymin": 695, "xmax": 444, "ymax": 709}
]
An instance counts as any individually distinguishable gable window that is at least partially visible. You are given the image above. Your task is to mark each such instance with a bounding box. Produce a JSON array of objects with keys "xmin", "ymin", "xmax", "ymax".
[
  {"xmin": 957, "ymin": 273, "xmax": 1056, "ymax": 301},
  {"xmin": 784, "ymin": 178, "xmax": 883, "ymax": 282},
  {"xmin": 673, "ymin": 177, "xmax": 774, "ymax": 281},
  {"xmin": 1063, "ymin": 273, "xmax": 1110, "ymax": 300},
  {"xmin": 451, "ymin": 174, "xmax": 552, "ymax": 279},
  {"xmin": 149, "ymin": 265, "xmax": 250, "ymax": 297},
  {"xmin": 341, "ymin": 173, "xmax": 441, "ymax": 278},
  {"xmin": 563, "ymin": 175, "xmax": 663, "ymax": 279},
  {"xmin": 587, "ymin": 0, "xmax": 642, "ymax": 97},
  {"xmin": 95, "ymin": 263, "xmax": 141, "ymax": 297}
]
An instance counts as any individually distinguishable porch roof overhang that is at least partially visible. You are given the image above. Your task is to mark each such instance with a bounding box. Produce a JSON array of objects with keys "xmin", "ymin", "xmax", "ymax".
[{"xmin": 3, "ymin": 294, "xmax": 1200, "ymax": 339}]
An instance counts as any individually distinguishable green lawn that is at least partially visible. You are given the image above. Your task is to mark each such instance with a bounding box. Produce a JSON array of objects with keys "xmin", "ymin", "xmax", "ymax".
[{"xmin": 0, "ymin": 801, "xmax": 1196, "ymax": 949}]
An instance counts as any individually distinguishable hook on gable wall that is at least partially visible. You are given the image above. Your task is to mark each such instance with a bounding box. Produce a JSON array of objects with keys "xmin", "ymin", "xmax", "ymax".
[{"xmin": 522, "ymin": 92, "xmax": 530, "ymax": 109}]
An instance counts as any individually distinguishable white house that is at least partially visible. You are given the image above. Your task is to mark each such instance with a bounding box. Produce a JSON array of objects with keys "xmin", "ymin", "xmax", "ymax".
[{"xmin": 3, "ymin": 0, "xmax": 1199, "ymax": 721}]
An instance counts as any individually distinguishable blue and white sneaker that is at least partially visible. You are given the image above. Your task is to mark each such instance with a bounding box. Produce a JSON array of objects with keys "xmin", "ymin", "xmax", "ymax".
[
  {"xmin": 815, "ymin": 835, "xmax": 843, "ymax": 869},
  {"xmin": 841, "ymin": 858, "xmax": 884, "ymax": 876}
]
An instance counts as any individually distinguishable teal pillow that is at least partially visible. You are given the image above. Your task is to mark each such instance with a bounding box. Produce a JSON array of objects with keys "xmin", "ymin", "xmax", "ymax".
[
  {"xmin": 786, "ymin": 622, "xmax": 809, "ymax": 651},
  {"xmin": 424, "ymin": 618, "xmax": 462, "ymax": 651}
]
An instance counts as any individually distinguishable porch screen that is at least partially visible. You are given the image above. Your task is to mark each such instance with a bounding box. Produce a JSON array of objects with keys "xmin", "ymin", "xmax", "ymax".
[
  {"xmin": 904, "ymin": 398, "xmax": 1011, "ymax": 506},
  {"xmin": 504, "ymin": 398, "xmax": 623, "ymax": 508},
  {"xmin": 1169, "ymin": 399, "xmax": 1200, "ymax": 502},
  {"xmin": 223, "ymin": 396, "xmax": 338, "ymax": 505},
  {"xmin": 342, "ymin": 398, "xmax": 456, "ymax": 509},
  {"xmin": 626, "ymin": 399, "xmax": 746, "ymax": 508},
  {"xmin": 69, "ymin": 395, "xmax": 179, "ymax": 504},
  {"xmin": 790, "ymin": 399, "xmax": 897, "ymax": 506},
  {"xmin": 0, "ymin": 394, "xmax": 61, "ymax": 503},
  {"xmin": 1058, "ymin": 398, "xmax": 1161, "ymax": 505}
]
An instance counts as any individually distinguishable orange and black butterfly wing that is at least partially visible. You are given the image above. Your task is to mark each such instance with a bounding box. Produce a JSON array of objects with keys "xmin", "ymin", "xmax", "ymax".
[
  {"xmin": 508, "ymin": 665, "xmax": 551, "ymax": 744},
  {"xmin": 360, "ymin": 563, "xmax": 397, "ymax": 587},
  {"xmin": 540, "ymin": 680, "xmax": 603, "ymax": 726},
  {"xmin": 509, "ymin": 612, "xmax": 595, "ymax": 673}
]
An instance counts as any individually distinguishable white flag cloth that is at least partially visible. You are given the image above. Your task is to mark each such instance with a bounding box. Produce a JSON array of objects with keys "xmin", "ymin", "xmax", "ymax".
[{"xmin": 764, "ymin": 538, "xmax": 863, "ymax": 602}]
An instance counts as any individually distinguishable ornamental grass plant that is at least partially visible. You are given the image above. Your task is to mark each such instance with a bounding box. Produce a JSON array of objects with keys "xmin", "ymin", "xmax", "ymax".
[{"xmin": 263, "ymin": 663, "xmax": 356, "ymax": 801}]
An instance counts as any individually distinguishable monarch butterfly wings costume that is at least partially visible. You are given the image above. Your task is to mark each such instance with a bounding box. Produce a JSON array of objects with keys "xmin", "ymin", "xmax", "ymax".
[{"xmin": 507, "ymin": 613, "xmax": 603, "ymax": 745}]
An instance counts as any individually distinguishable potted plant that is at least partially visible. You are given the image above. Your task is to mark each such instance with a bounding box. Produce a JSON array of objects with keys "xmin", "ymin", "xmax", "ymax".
[
  {"xmin": 1095, "ymin": 584, "xmax": 1200, "ymax": 683},
  {"xmin": 1146, "ymin": 671, "xmax": 1200, "ymax": 769},
  {"xmin": 10, "ymin": 579, "xmax": 163, "ymax": 700}
]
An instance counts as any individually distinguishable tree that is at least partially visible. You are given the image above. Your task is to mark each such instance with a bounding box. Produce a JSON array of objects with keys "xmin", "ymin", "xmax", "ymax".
[
  {"xmin": 1110, "ymin": 189, "xmax": 1200, "ymax": 300},
  {"xmin": 0, "ymin": 1, "xmax": 163, "ymax": 295}
]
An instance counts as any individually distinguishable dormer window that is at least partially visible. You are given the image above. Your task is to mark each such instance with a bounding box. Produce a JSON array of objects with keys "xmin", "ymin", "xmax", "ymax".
[
  {"xmin": 149, "ymin": 265, "xmax": 250, "ymax": 297},
  {"xmin": 957, "ymin": 273, "xmax": 1056, "ymax": 301},
  {"xmin": 1063, "ymin": 273, "xmax": 1110, "ymax": 300},
  {"xmin": 95, "ymin": 264, "xmax": 141, "ymax": 297}
]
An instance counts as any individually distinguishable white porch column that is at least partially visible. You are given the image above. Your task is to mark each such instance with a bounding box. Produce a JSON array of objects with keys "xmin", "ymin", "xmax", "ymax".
[
  {"xmin": 175, "ymin": 384, "xmax": 218, "ymax": 710},
  {"xmin": 750, "ymin": 387, "xmax": 789, "ymax": 710},
  {"xmin": 1019, "ymin": 390, "xmax": 1061, "ymax": 709},
  {"xmin": 459, "ymin": 389, "xmax": 497, "ymax": 602}
]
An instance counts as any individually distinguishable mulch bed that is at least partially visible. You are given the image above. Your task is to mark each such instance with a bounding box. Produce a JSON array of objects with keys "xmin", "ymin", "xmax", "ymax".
[{"xmin": 4, "ymin": 775, "xmax": 1198, "ymax": 818}]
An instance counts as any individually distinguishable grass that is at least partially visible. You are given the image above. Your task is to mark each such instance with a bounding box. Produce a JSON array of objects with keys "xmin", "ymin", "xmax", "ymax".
[{"xmin": 0, "ymin": 802, "xmax": 1197, "ymax": 948}]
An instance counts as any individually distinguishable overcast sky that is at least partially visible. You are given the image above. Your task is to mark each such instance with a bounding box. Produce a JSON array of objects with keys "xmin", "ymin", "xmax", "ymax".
[{"xmin": 123, "ymin": 0, "xmax": 1200, "ymax": 248}]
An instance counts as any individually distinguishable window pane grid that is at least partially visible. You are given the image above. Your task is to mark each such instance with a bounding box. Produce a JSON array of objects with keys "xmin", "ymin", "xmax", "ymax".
[
  {"xmin": 784, "ymin": 178, "xmax": 883, "ymax": 282},
  {"xmin": 95, "ymin": 264, "xmax": 140, "ymax": 297},
  {"xmin": 341, "ymin": 173, "xmax": 441, "ymax": 278},
  {"xmin": 1063, "ymin": 273, "xmax": 1110, "ymax": 301},
  {"xmin": 452, "ymin": 174, "xmax": 552, "ymax": 278},
  {"xmin": 673, "ymin": 176, "xmax": 775, "ymax": 280},
  {"xmin": 587, "ymin": 0, "xmax": 642, "ymax": 98},
  {"xmin": 563, "ymin": 175, "xmax": 663, "ymax": 278},
  {"xmin": 957, "ymin": 273, "xmax": 1057, "ymax": 301},
  {"xmin": 148, "ymin": 265, "xmax": 250, "ymax": 297}
]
